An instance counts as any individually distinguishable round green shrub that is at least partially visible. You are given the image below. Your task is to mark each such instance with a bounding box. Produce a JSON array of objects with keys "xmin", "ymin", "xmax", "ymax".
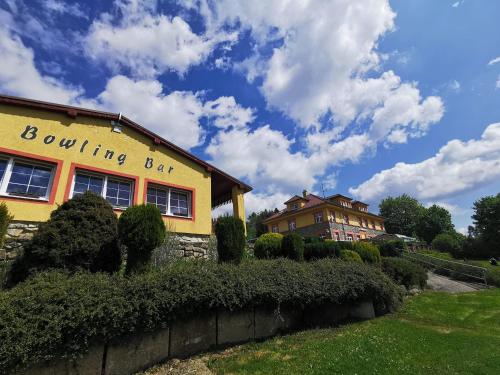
[
  {"xmin": 6, "ymin": 192, "xmax": 121, "ymax": 287},
  {"xmin": 340, "ymin": 249, "xmax": 362, "ymax": 263},
  {"xmin": 337, "ymin": 241, "xmax": 354, "ymax": 251},
  {"xmin": 431, "ymin": 233, "xmax": 462, "ymax": 257},
  {"xmin": 118, "ymin": 204, "xmax": 166, "ymax": 274},
  {"xmin": 353, "ymin": 242, "xmax": 381, "ymax": 264},
  {"xmin": 282, "ymin": 233, "xmax": 304, "ymax": 261},
  {"xmin": 378, "ymin": 239, "xmax": 406, "ymax": 257},
  {"xmin": 254, "ymin": 233, "xmax": 283, "ymax": 259},
  {"xmin": 304, "ymin": 240, "xmax": 341, "ymax": 261},
  {"xmin": 215, "ymin": 216, "xmax": 246, "ymax": 264},
  {"xmin": 381, "ymin": 257, "xmax": 427, "ymax": 289}
]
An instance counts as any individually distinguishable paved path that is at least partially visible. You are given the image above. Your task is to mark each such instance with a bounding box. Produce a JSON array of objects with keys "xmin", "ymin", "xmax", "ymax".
[{"xmin": 426, "ymin": 272, "xmax": 479, "ymax": 293}]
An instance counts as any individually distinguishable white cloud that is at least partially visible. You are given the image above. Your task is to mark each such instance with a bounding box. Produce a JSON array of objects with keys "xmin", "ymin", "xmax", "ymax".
[
  {"xmin": 349, "ymin": 123, "xmax": 500, "ymax": 202},
  {"xmin": 85, "ymin": 0, "xmax": 236, "ymax": 77},
  {"xmin": 424, "ymin": 202, "xmax": 467, "ymax": 216},
  {"xmin": 496, "ymin": 75, "xmax": 500, "ymax": 89},
  {"xmin": 0, "ymin": 17, "xmax": 82, "ymax": 103},
  {"xmin": 212, "ymin": 191, "xmax": 289, "ymax": 218},
  {"xmin": 451, "ymin": 1, "xmax": 462, "ymax": 8},
  {"xmin": 448, "ymin": 80, "xmax": 461, "ymax": 92},
  {"xmin": 488, "ymin": 56, "xmax": 500, "ymax": 65},
  {"xmin": 85, "ymin": 75, "xmax": 254, "ymax": 149},
  {"xmin": 42, "ymin": 0, "xmax": 88, "ymax": 19}
]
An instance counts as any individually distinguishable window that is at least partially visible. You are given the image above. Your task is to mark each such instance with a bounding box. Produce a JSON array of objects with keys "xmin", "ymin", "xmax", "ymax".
[
  {"xmin": 146, "ymin": 183, "xmax": 192, "ymax": 218},
  {"xmin": 358, "ymin": 216, "xmax": 363, "ymax": 227},
  {"xmin": 347, "ymin": 233, "xmax": 353, "ymax": 241},
  {"xmin": 334, "ymin": 232, "xmax": 340, "ymax": 241},
  {"xmin": 371, "ymin": 221, "xmax": 376, "ymax": 229},
  {"xmin": 314, "ymin": 212, "xmax": 323, "ymax": 223},
  {"xmin": 329, "ymin": 211, "xmax": 336, "ymax": 222},
  {"xmin": 71, "ymin": 170, "xmax": 133, "ymax": 208},
  {"xmin": 364, "ymin": 219, "xmax": 369, "ymax": 228},
  {"xmin": 343, "ymin": 214, "xmax": 349, "ymax": 224},
  {"xmin": 291, "ymin": 203, "xmax": 298, "ymax": 210},
  {"xmin": 272, "ymin": 225, "xmax": 279, "ymax": 233},
  {"xmin": 0, "ymin": 156, "xmax": 56, "ymax": 200},
  {"xmin": 288, "ymin": 220, "xmax": 296, "ymax": 231}
]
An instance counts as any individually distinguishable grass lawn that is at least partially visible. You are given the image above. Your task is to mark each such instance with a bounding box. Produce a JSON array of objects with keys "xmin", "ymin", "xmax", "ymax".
[{"xmin": 207, "ymin": 289, "xmax": 500, "ymax": 375}]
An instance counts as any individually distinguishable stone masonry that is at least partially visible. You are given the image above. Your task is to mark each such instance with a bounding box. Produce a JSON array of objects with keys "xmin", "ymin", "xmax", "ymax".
[
  {"xmin": 1, "ymin": 221, "xmax": 39, "ymax": 261},
  {"xmin": 285, "ymin": 221, "xmax": 385, "ymax": 240}
]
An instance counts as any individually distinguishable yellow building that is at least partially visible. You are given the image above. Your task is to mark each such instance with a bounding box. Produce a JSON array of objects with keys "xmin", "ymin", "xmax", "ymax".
[
  {"xmin": 263, "ymin": 191, "xmax": 385, "ymax": 241},
  {"xmin": 0, "ymin": 94, "xmax": 251, "ymax": 259}
]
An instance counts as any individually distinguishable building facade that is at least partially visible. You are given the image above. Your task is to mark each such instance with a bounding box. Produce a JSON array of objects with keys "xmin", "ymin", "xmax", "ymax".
[
  {"xmin": 0, "ymin": 95, "xmax": 251, "ymax": 259},
  {"xmin": 263, "ymin": 191, "xmax": 385, "ymax": 241}
]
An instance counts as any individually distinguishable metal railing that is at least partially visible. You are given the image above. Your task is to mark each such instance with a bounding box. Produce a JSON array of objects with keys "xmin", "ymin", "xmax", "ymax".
[{"xmin": 402, "ymin": 251, "xmax": 488, "ymax": 285}]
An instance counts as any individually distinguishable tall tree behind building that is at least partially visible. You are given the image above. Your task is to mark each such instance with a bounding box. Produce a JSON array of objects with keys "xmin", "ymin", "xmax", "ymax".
[
  {"xmin": 379, "ymin": 194, "xmax": 425, "ymax": 237},
  {"xmin": 247, "ymin": 209, "xmax": 278, "ymax": 239}
]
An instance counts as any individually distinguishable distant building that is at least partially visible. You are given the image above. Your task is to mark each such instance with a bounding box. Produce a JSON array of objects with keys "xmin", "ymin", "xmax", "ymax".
[{"xmin": 263, "ymin": 191, "xmax": 385, "ymax": 241}]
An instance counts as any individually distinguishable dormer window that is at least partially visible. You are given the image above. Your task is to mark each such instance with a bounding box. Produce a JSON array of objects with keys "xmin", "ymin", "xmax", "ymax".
[{"xmin": 291, "ymin": 203, "xmax": 298, "ymax": 210}]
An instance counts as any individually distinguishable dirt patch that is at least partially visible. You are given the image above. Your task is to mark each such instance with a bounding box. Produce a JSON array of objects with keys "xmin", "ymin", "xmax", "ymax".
[{"xmin": 138, "ymin": 358, "xmax": 213, "ymax": 375}]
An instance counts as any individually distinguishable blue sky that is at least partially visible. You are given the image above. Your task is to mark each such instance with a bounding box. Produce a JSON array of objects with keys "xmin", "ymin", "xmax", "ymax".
[{"xmin": 1, "ymin": 0, "xmax": 499, "ymax": 232}]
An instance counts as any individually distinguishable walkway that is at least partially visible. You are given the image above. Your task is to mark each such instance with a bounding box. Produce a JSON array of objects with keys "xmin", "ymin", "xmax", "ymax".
[{"xmin": 426, "ymin": 271, "xmax": 480, "ymax": 293}]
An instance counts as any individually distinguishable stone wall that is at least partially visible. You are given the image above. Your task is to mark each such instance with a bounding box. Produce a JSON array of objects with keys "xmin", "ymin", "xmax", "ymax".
[
  {"xmin": 282, "ymin": 221, "xmax": 385, "ymax": 241},
  {"xmin": 1, "ymin": 221, "xmax": 39, "ymax": 261},
  {"xmin": 1, "ymin": 222, "xmax": 216, "ymax": 263}
]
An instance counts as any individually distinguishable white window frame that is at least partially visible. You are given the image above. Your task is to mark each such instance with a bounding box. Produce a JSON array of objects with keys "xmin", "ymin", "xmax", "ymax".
[
  {"xmin": 69, "ymin": 170, "xmax": 134, "ymax": 209},
  {"xmin": 288, "ymin": 220, "xmax": 296, "ymax": 231},
  {"xmin": 314, "ymin": 212, "xmax": 323, "ymax": 224},
  {"xmin": 272, "ymin": 225, "xmax": 279, "ymax": 233},
  {"xmin": 347, "ymin": 233, "xmax": 353, "ymax": 241},
  {"xmin": 146, "ymin": 183, "xmax": 192, "ymax": 218},
  {"xmin": 0, "ymin": 155, "xmax": 56, "ymax": 201}
]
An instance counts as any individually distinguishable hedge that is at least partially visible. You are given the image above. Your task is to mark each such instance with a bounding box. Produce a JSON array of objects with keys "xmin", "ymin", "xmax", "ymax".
[
  {"xmin": 281, "ymin": 233, "xmax": 304, "ymax": 261},
  {"xmin": 0, "ymin": 258, "xmax": 403, "ymax": 372},
  {"xmin": 381, "ymin": 257, "xmax": 427, "ymax": 289},
  {"xmin": 378, "ymin": 240, "xmax": 406, "ymax": 257},
  {"xmin": 353, "ymin": 242, "xmax": 381, "ymax": 264},
  {"xmin": 254, "ymin": 233, "xmax": 283, "ymax": 259},
  {"xmin": 340, "ymin": 250, "xmax": 363, "ymax": 263},
  {"xmin": 304, "ymin": 241, "xmax": 341, "ymax": 261}
]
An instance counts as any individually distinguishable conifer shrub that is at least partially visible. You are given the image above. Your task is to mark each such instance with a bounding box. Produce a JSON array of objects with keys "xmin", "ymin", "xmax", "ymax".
[
  {"xmin": 378, "ymin": 239, "xmax": 406, "ymax": 257},
  {"xmin": 304, "ymin": 240, "xmax": 341, "ymax": 261},
  {"xmin": 254, "ymin": 233, "xmax": 283, "ymax": 259},
  {"xmin": 0, "ymin": 202, "xmax": 13, "ymax": 250},
  {"xmin": 0, "ymin": 258, "xmax": 403, "ymax": 372},
  {"xmin": 215, "ymin": 216, "xmax": 246, "ymax": 264},
  {"xmin": 6, "ymin": 192, "xmax": 120, "ymax": 287},
  {"xmin": 340, "ymin": 249, "xmax": 363, "ymax": 263},
  {"xmin": 118, "ymin": 204, "xmax": 166, "ymax": 274},
  {"xmin": 282, "ymin": 233, "xmax": 304, "ymax": 261},
  {"xmin": 353, "ymin": 242, "xmax": 381, "ymax": 264},
  {"xmin": 337, "ymin": 241, "xmax": 355, "ymax": 251},
  {"xmin": 381, "ymin": 257, "xmax": 427, "ymax": 289}
]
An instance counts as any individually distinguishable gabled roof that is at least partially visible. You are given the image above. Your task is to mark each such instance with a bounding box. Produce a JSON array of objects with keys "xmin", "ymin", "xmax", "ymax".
[
  {"xmin": 284, "ymin": 195, "xmax": 307, "ymax": 204},
  {"xmin": 352, "ymin": 200, "xmax": 368, "ymax": 206},
  {"xmin": 263, "ymin": 193, "xmax": 383, "ymax": 223},
  {"xmin": 0, "ymin": 94, "xmax": 252, "ymax": 207},
  {"xmin": 327, "ymin": 193, "xmax": 353, "ymax": 201}
]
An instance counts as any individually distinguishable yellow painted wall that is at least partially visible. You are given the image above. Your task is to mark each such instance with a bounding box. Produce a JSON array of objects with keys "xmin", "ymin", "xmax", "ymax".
[{"xmin": 0, "ymin": 105, "xmax": 213, "ymax": 235}]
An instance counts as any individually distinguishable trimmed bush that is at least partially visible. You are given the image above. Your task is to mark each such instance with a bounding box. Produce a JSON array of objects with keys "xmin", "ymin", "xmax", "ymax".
[
  {"xmin": 118, "ymin": 204, "xmax": 166, "ymax": 274},
  {"xmin": 340, "ymin": 249, "xmax": 362, "ymax": 263},
  {"xmin": 304, "ymin": 240, "xmax": 341, "ymax": 261},
  {"xmin": 378, "ymin": 240, "xmax": 406, "ymax": 257},
  {"xmin": 0, "ymin": 258, "xmax": 403, "ymax": 372},
  {"xmin": 282, "ymin": 233, "xmax": 304, "ymax": 261},
  {"xmin": 6, "ymin": 192, "xmax": 120, "ymax": 287},
  {"xmin": 353, "ymin": 242, "xmax": 381, "ymax": 264},
  {"xmin": 0, "ymin": 202, "xmax": 13, "ymax": 250},
  {"xmin": 337, "ymin": 241, "xmax": 355, "ymax": 251},
  {"xmin": 381, "ymin": 257, "xmax": 427, "ymax": 289},
  {"xmin": 215, "ymin": 216, "xmax": 246, "ymax": 264},
  {"xmin": 254, "ymin": 233, "xmax": 283, "ymax": 259}
]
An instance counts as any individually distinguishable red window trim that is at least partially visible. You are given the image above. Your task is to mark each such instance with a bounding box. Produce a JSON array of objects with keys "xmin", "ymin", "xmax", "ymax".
[
  {"xmin": 143, "ymin": 178, "xmax": 196, "ymax": 222},
  {"xmin": 0, "ymin": 146, "xmax": 63, "ymax": 205},
  {"xmin": 64, "ymin": 163, "xmax": 139, "ymax": 210}
]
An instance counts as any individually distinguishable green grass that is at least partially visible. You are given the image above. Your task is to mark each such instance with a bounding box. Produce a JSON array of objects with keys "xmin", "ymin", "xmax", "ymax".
[
  {"xmin": 417, "ymin": 249, "xmax": 454, "ymax": 260},
  {"xmin": 207, "ymin": 289, "xmax": 500, "ymax": 375}
]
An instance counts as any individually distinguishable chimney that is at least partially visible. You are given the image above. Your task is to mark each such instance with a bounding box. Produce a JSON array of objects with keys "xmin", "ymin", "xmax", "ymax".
[{"xmin": 302, "ymin": 189, "xmax": 308, "ymax": 198}]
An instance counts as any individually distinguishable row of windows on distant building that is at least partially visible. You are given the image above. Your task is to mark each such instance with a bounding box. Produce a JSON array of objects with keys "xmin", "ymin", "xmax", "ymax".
[
  {"xmin": 0, "ymin": 154, "xmax": 191, "ymax": 218},
  {"xmin": 271, "ymin": 211, "xmax": 383, "ymax": 233}
]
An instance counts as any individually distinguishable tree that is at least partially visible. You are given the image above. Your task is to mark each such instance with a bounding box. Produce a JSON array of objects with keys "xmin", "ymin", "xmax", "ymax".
[
  {"xmin": 246, "ymin": 209, "xmax": 277, "ymax": 239},
  {"xmin": 432, "ymin": 232, "xmax": 465, "ymax": 257},
  {"xmin": 379, "ymin": 195, "xmax": 425, "ymax": 236},
  {"xmin": 416, "ymin": 205, "xmax": 454, "ymax": 244},
  {"xmin": 215, "ymin": 216, "xmax": 246, "ymax": 264},
  {"xmin": 467, "ymin": 193, "xmax": 500, "ymax": 258}
]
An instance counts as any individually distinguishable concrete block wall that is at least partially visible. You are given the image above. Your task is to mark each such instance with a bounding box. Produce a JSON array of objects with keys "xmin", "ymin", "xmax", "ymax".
[{"xmin": 17, "ymin": 301, "xmax": 375, "ymax": 375}]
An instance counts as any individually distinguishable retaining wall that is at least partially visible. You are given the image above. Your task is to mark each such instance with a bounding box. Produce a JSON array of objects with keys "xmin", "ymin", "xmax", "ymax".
[{"xmin": 17, "ymin": 300, "xmax": 374, "ymax": 375}]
